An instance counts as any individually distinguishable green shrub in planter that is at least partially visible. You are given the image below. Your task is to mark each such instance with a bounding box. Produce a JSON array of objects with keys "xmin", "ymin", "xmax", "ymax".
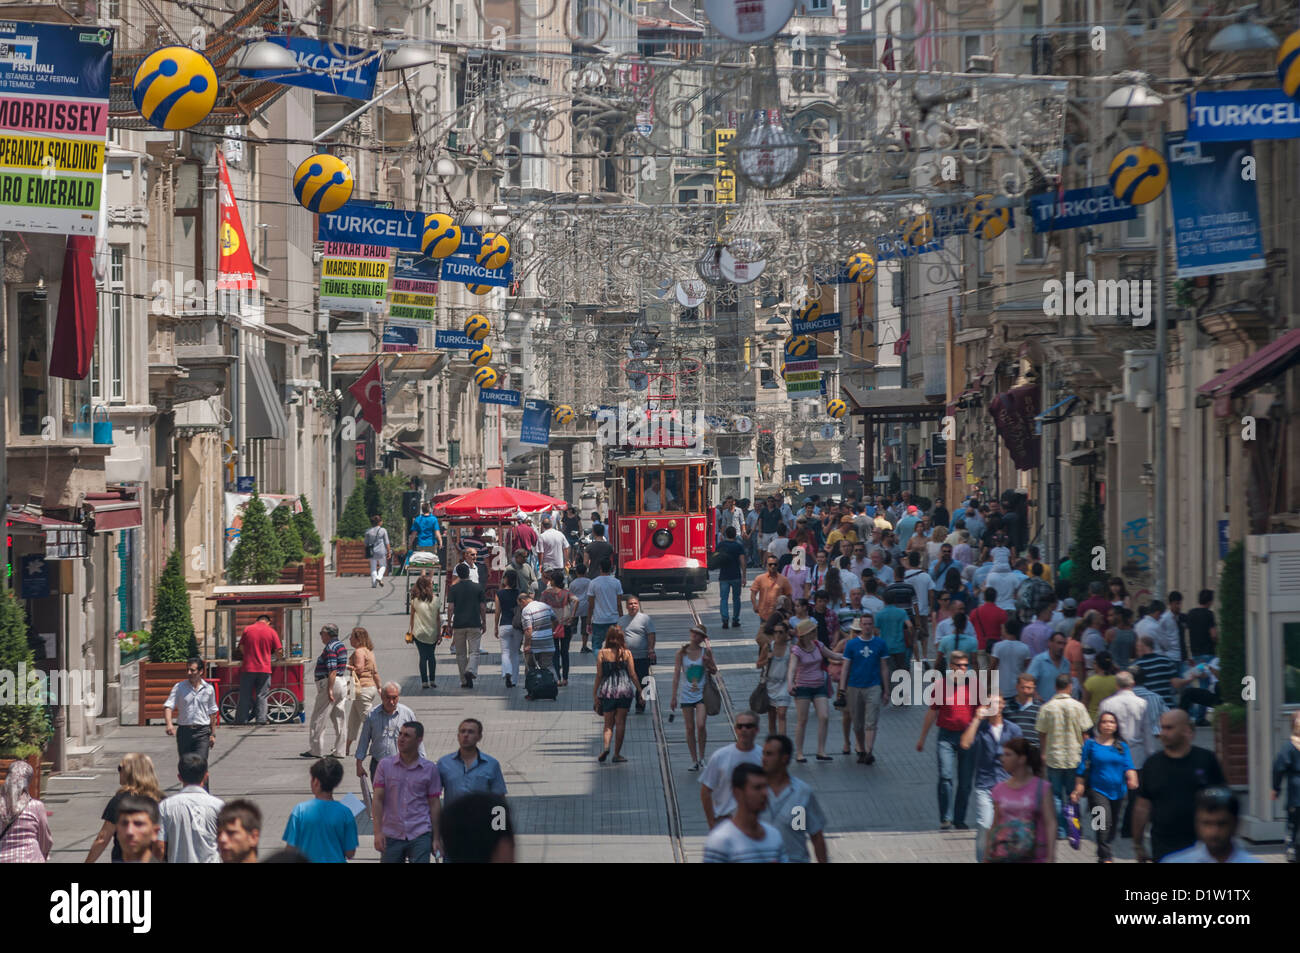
[
  {"xmin": 1069, "ymin": 500, "xmax": 1108, "ymax": 600},
  {"xmin": 1218, "ymin": 541, "xmax": 1246, "ymax": 711},
  {"xmin": 336, "ymin": 482, "xmax": 370, "ymax": 541},
  {"xmin": 295, "ymin": 494, "xmax": 323, "ymax": 556},
  {"xmin": 271, "ymin": 503, "xmax": 305, "ymax": 565},
  {"xmin": 151, "ymin": 550, "xmax": 196, "ymax": 663},
  {"xmin": 227, "ymin": 490, "xmax": 285, "ymax": 584},
  {"xmin": 0, "ymin": 591, "xmax": 52, "ymax": 756}
]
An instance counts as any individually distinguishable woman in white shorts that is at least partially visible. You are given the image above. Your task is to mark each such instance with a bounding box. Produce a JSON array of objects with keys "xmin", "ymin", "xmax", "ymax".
[
  {"xmin": 757, "ymin": 620, "xmax": 793, "ymax": 737},
  {"xmin": 671, "ymin": 625, "xmax": 716, "ymax": 771}
]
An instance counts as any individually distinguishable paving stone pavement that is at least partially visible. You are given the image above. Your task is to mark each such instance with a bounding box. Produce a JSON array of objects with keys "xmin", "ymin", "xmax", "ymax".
[{"xmin": 48, "ymin": 572, "xmax": 1283, "ymax": 863}]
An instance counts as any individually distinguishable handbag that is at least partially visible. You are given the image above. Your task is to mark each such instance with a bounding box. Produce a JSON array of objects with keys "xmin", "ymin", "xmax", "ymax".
[
  {"xmin": 702, "ymin": 672, "xmax": 723, "ymax": 716},
  {"xmin": 749, "ymin": 659, "xmax": 772, "ymax": 714},
  {"xmin": 404, "ymin": 631, "xmax": 415, "ymax": 644}
]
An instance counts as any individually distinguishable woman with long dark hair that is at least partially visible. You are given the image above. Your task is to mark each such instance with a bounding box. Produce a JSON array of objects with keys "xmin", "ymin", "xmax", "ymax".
[
  {"xmin": 942, "ymin": 566, "xmax": 972, "ymax": 612},
  {"xmin": 346, "ymin": 627, "xmax": 381, "ymax": 755},
  {"xmin": 1107, "ymin": 577, "xmax": 1132, "ymax": 613},
  {"xmin": 824, "ymin": 565, "xmax": 845, "ymax": 611},
  {"xmin": 495, "ymin": 569, "xmax": 521, "ymax": 688},
  {"xmin": 987, "ymin": 738, "xmax": 1055, "ymax": 863},
  {"xmin": 540, "ymin": 569, "xmax": 577, "ymax": 687},
  {"xmin": 1069, "ymin": 711, "xmax": 1137, "ymax": 862},
  {"xmin": 593, "ymin": 625, "xmax": 639, "ymax": 763},
  {"xmin": 409, "ymin": 572, "xmax": 441, "ymax": 690}
]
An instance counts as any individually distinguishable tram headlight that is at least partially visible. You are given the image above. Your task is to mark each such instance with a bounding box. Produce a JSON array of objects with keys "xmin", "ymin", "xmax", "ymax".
[{"xmin": 652, "ymin": 528, "xmax": 672, "ymax": 550}]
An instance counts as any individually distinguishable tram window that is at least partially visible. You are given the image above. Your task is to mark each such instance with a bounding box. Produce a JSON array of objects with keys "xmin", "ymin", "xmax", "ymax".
[
  {"xmin": 623, "ymin": 470, "xmax": 638, "ymax": 513},
  {"xmin": 688, "ymin": 466, "xmax": 702, "ymax": 512},
  {"xmin": 659, "ymin": 468, "xmax": 685, "ymax": 513}
]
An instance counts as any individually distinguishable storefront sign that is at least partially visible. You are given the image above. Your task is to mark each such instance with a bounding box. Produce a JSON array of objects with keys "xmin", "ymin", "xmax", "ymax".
[
  {"xmin": 20, "ymin": 554, "xmax": 50, "ymax": 598},
  {"xmin": 0, "ymin": 21, "xmax": 113, "ymax": 235},
  {"xmin": 785, "ymin": 463, "xmax": 842, "ymax": 489},
  {"xmin": 382, "ymin": 325, "xmax": 418, "ymax": 352},
  {"xmin": 435, "ymin": 329, "xmax": 474, "ymax": 350},
  {"xmin": 478, "ymin": 387, "xmax": 521, "ymax": 407},
  {"xmin": 386, "ymin": 254, "xmax": 438, "ymax": 325},
  {"xmin": 439, "ymin": 255, "xmax": 513, "ymax": 288},
  {"xmin": 792, "ymin": 311, "xmax": 842, "ymax": 335},
  {"xmin": 320, "ymin": 205, "xmax": 484, "ymax": 255}
]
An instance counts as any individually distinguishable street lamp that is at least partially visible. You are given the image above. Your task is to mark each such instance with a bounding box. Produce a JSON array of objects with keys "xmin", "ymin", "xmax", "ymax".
[
  {"xmin": 1207, "ymin": 5, "xmax": 1279, "ymax": 52},
  {"xmin": 232, "ymin": 38, "xmax": 301, "ymax": 71},
  {"xmin": 1103, "ymin": 73, "xmax": 1168, "ymax": 599},
  {"xmin": 380, "ymin": 42, "xmax": 438, "ymax": 71}
]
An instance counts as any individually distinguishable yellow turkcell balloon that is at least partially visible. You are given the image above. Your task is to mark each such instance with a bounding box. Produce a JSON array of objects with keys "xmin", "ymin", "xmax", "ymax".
[
  {"xmin": 293, "ymin": 153, "xmax": 354, "ymax": 214},
  {"xmin": 422, "ymin": 213, "xmax": 462, "ymax": 259},
  {"xmin": 476, "ymin": 232, "xmax": 511, "ymax": 270},
  {"xmin": 1108, "ymin": 146, "xmax": 1167, "ymax": 206},
  {"xmin": 846, "ymin": 251, "xmax": 876, "ymax": 284},
  {"xmin": 474, "ymin": 366, "xmax": 499, "ymax": 388},
  {"xmin": 827, "ymin": 399, "xmax": 847, "ymax": 420},
  {"xmin": 132, "ymin": 46, "xmax": 218, "ymax": 131},
  {"xmin": 464, "ymin": 314, "xmax": 491, "ymax": 341}
]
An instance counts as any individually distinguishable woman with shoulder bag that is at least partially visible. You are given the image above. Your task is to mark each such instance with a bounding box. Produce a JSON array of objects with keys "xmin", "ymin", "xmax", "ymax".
[
  {"xmin": 345, "ymin": 627, "xmax": 381, "ymax": 756},
  {"xmin": 540, "ymin": 569, "xmax": 578, "ymax": 686},
  {"xmin": 594, "ymin": 625, "xmax": 639, "ymax": 764},
  {"xmin": 987, "ymin": 737, "xmax": 1056, "ymax": 863},
  {"xmin": 495, "ymin": 570, "xmax": 522, "ymax": 689},
  {"xmin": 408, "ymin": 573, "xmax": 441, "ymax": 690},
  {"xmin": 0, "ymin": 760, "xmax": 51, "ymax": 862},
  {"xmin": 672, "ymin": 625, "xmax": 716, "ymax": 771},
  {"xmin": 756, "ymin": 621, "xmax": 793, "ymax": 738},
  {"xmin": 365, "ymin": 515, "xmax": 391, "ymax": 589}
]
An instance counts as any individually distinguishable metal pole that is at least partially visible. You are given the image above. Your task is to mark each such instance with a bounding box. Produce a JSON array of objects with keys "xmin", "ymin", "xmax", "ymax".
[
  {"xmin": 312, "ymin": 83, "xmax": 403, "ymax": 143},
  {"xmin": 0, "ymin": 233, "xmax": 8, "ymax": 582},
  {"xmin": 1153, "ymin": 121, "xmax": 1168, "ymax": 599}
]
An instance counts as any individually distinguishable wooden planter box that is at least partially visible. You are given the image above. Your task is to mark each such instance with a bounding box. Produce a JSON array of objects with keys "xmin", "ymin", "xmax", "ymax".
[
  {"xmin": 303, "ymin": 555, "xmax": 325, "ymax": 600},
  {"xmin": 334, "ymin": 540, "xmax": 370, "ymax": 577},
  {"xmin": 1214, "ymin": 715, "xmax": 1249, "ymax": 787},
  {"xmin": 0, "ymin": 753, "xmax": 42, "ymax": 799},
  {"xmin": 278, "ymin": 563, "xmax": 305, "ymax": 587},
  {"xmin": 138, "ymin": 662, "xmax": 191, "ymax": 725}
]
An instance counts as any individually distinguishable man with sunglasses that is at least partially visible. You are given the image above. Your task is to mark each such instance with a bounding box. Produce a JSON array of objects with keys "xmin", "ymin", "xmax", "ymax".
[
  {"xmin": 750, "ymin": 557, "xmax": 792, "ymax": 648},
  {"xmin": 699, "ymin": 711, "xmax": 764, "ymax": 829},
  {"xmin": 917, "ymin": 650, "xmax": 978, "ymax": 830}
]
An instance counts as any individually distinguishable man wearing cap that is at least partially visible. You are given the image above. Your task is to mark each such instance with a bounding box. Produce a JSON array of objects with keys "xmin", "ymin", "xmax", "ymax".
[
  {"xmin": 826, "ymin": 515, "xmax": 858, "ymax": 551},
  {"xmin": 838, "ymin": 616, "xmax": 890, "ymax": 764}
]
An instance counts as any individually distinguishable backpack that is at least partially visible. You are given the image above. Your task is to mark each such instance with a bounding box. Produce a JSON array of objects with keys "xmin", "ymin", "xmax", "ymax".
[
  {"xmin": 884, "ymin": 581, "xmax": 917, "ymax": 609},
  {"xmin": 1017, "ymin": 577, "xmax": 1055, "ymax": 616}
]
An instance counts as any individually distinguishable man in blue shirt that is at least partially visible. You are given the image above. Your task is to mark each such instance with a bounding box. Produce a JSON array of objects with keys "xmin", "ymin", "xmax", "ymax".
[
  {"xmin": 1027, "ymin": 632, "xmax": 1072, "ymax": 702},
  {"xmin": 838, "ymin": 616, "xmax": 890, "ymax": 764},
  {"xmin": 437, "ymin": 718, "xmax": 508, "ymax": 806},
  {"xmin": 715, "ymin": 526, "xmax": 748, "ymax": 629},
  {"xmin": 960, "ymin": 698, "xmax": 1023, "ymax": 862},
  {"xmin": 407, "ymin": 502, "xmax": 444, "ymax": 554},
  {"xmin": 874, "ymin": 603, "xmax": 913, "ymax": 673},
  {"xmin": 283, "ymin": 757, "xmax": 358, "ymax": 862}
]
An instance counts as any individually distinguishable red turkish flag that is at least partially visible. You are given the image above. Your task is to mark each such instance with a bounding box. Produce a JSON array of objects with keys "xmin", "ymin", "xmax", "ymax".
[
  {"xmin": 348, "ymin": 359, "xmax": 385, "ymax": 434},
  {"xmin": 216, "ymin": 151, "xmax": 257, "ymax": 290},
  {"xmin": 893, "ymin": 329, "xmax": 911, "ymax": 356}
]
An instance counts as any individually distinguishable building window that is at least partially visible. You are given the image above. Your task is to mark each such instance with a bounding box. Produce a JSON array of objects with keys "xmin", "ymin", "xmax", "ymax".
[
  {"xmin": 964, "ymin": 34, "xmax": 982, "ymax": 64},
  {"xmin": 808, "ymin": 0, "xmax": 829, "ymax": 11},
  {"xmin": 1021, "ymin": 226, "xmax": 1046, "ymax": 261},
  {"xmin": 174, "ymin": 161, "xmax": 201, "ymax": 299},
  {"xmin": 109, "ymin": 246, "xmax": 125, "ymax": 401},
  {"xmin": 15, "ymin": 291, "xmax": 48, "ymax": 436},
  {"xmin": 1284, "ymin": 621, "xmax": 1300, "ymax": 705},
  {"xmin": 1123, "ymin": 201, "xmax": 1152, "ymax": 245}
]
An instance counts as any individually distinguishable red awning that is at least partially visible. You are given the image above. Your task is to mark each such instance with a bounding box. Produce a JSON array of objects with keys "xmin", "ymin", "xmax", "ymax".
[
  {"xmin": 1196, "ymin": 327, "xmax": 1300, "ymax": 418},
  {"xmin": 4, "ymin": 512, "xmax": 82, "ymax": 530},
  {"xmin": 86, "ymin": 501, "xmax": 143, "ymax": 531},
  {"xmin": 49, "ymin": 235, "xmax": 98, "ymax": 380}
]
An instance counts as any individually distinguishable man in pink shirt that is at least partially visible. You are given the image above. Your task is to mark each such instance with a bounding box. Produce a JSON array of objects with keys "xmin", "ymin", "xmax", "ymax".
[
  {"xmin": 373, "ymin": 721, "xmax": 442, "ymax": 863},
  {"xmin": 238, "ymin": 613, "xmax": 283, "ymax": 724},
  {"xmin": 1077, "ymin": 581, "xmax": 1112, "ymax": 621}
]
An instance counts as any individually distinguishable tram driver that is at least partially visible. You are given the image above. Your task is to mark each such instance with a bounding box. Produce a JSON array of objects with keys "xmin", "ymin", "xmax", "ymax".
[{"xmin": 643, "ymin": 475, "xmax": 678, "ymax": 513}]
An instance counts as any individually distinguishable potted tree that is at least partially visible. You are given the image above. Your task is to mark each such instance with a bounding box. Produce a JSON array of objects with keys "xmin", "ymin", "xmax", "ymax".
[
  {"xmin": 272, "ymin": 503, "xmax": 307, "ymax": 588},
  {"xmin": 0, "ymin": 591, "xmax": 52, "ymax": 797},
  {"xmin": 333, "ymin": 482, "xmax": 371, "ymax": 577},
  {"xmin": 226, "ymin": 491, "xmax": 285, "ymax": 585},
  {"xmin": 139, "ymin": 550, "xmax": 199, "ymax": 725},
  {"xmin": 1214, "ymin": 541, "xmax": 1248, "ymax": 785},
  {"xmin": 1068, "ymin": 500, "xmax": 1107, "ymax": 599},
  {"xmin": 295, "ymin": 495, "xmax": 326, "ymax": 599}
]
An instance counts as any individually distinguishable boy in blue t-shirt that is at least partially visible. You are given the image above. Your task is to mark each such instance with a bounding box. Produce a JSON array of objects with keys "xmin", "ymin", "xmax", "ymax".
[
  {"xmin": 838, "ymin": 617, "xmax": 891, "ymax": 764},
  {"xmin": 283, "ymin": 757, "xmax": 359, "ymax": 863}
]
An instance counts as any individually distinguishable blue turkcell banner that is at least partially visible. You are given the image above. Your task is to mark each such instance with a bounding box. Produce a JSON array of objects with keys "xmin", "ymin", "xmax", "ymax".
[
  {"xmin": 520, "ymin": 399, "xmax": 553, "ymax": 446},
  {"xmin": 440, "ymin": 256, "xmax": 514, "ymax": 288},
  {"xmin": 478, "ymin": 388, "xmax": 522, "ymax": 407},
  {"xmin": 792, "ymin": 311, "xmax": 842, "ymax": 335},
  {"xmin": 1165, "ymin": 135, "xmax": 1266, "ymax": 279},
  {"xmin": 1028, "ymin": 186, "xmax": 1138, "ymax": 233},
  {"xmin": 238, "ymin": 37, "xmax": 379, "ymax": 100},
  {"xmin": 1187, "ymin": 88, "xmax": 1300, "ymax": 143},
  {"xmin": 435, "ymin": 329, "xmax": 474, "ymax": 350},
  {"xmin": 876, "ymin": 234, "xmax": 941, "ymax": 260},
  {"xmin": 320, "ymin": 205, "xmax": 484, "ymax": 254}
]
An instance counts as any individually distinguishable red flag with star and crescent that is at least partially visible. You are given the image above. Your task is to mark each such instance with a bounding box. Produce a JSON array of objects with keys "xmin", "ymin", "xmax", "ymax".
[
  {"xmin": 348, "ymin": 359, "xmax": 385, "ymax": 434},
  {"xmin": 216, "ymin": 151, "xmax": 257, "ymax": 290}
]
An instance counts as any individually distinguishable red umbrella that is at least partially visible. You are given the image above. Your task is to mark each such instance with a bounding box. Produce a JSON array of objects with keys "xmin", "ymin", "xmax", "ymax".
[
  {"xmin": 435, "ymin": 486, "xmax": 567, "ymax": 518},
  {"xmin": 431, "ymin": 487, "xmax": 477, "ymax": 505},
  {"xmin": 49, "ymin": 235, "xmax": 98, "ymax": 380}
]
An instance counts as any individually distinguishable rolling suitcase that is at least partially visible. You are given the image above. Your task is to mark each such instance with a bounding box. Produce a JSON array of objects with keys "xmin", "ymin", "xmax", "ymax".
[{"xmin": 525, "ymin": 659, "xmax": 558, "ymax": 700}]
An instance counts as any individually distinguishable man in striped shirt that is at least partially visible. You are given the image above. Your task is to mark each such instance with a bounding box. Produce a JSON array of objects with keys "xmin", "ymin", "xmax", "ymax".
[
  {"xmin": 1133, "ymin": 635, "xmax": 1180, "ymax": 708},
  {"xmin": 304, "ymin": 623, "xmax": 350, "ymax": 759},
  {"xmin": 1003, "ymin": 673, "xmax": 1042, "ymax": 748}
]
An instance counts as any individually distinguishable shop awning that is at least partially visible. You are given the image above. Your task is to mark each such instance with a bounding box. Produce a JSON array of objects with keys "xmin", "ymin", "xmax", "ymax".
[
  {"xmin": 945, "ymin": 389, "xmax": 981, "ymax": 416},
  {"xmin": 4, "ymin": 511, "xmax": 82, "ymax": 531},
  {"xmin": 1196, "ymin": 327, "xmax": 1300, "ymax": 418},
  {"xmin": 1058, "ymin": 448, "xmax": 1100, "ymax": 466},
  {"xmin": 84, "ymin": 494, "xmax": 143, "ymax": 531},
  {"xmin": 245, "ymin": 349, "xmax": 288, "ymax": 440}
]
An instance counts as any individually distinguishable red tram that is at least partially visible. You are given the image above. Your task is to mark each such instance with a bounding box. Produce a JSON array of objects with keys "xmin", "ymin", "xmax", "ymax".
[{"xmin": 606, "ymin": 448, "xmax": 715, "ymax": 597}]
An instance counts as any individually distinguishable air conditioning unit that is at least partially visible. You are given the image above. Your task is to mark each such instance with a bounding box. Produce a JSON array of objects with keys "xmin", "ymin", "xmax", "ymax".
[
  {"xmin": 1122, "ymin": 349, "xmax": 1158, "ymax": 403},
  {"xmin": 1070, "ymin": 414, "xmax": 1107, "ymax": 442}
]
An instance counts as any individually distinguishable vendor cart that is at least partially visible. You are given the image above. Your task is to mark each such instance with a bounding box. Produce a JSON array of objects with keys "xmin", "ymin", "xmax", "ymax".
[
  {"xmin": 402, "ymin": 550, "xmax": 442, "ymax": 614},
  {"xmin": 202, "ymin": 585, "xmax": 311, "ymax": 724}
]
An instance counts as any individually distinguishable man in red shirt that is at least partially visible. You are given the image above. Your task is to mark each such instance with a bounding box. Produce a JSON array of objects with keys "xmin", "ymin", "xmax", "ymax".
[
  {"xmin": 916, "ymin": 651, "xmax": 979, "ymax": 830},
  {"xmin": 1076, "ymin": 581, "xmax": 1112, "ymax": 621},
  {"xmin": 512, "ymin": 518, "xmax": 538, "ymax": 556},
  {"xmin": 968, "ymin": 587, "xmax": 1008, "ymax": 651},
  {"xmin": 238, "ymin": 613, "xmax": 283, "ymax": 725}
]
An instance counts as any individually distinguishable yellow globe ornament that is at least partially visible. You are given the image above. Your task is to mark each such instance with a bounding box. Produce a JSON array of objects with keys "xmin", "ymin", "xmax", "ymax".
[
  {"xmin": 785, "ymin": 335, "xmax": 814, "ymax": 357},
  {"xmin": 132, "ymin": 46, "xmax": 218, "ymax": 131},
  {"xmin": 553, "ymin": 404, "xmax": 576, "ymax": 425},
  {"xmin": 466, "ymin": 283, "xmax": 493, "ymax": 296},
  {"xmin": 292, "ymin": 153, "xmax": 354, "ymax": 214},
  {"xmin": 464, "ymin": 314, "xmax": 491, "ymax": 341},
  {"xmin": 796, "ymin": 299, "xmax": 821, "ymax": 324},
  {"xmin": 827, "ymin": 399, "xmax": 848, "ymax": 420},
  {"xmin": 846, "ymin": 251, "xmax": 876, "ymax": 284},
  {"xmin": 1108, "ymin": 146, "xmax": 1167, "ymax": 206},
  {"xmin": 422, "ymin": 213, "xmax": 462, "ymax": 259},
  {"xmin": 902, "ymin": 212, "xmax": 935, "ymax": 247},
  {"xmin": 967, "ymin": 193, "xmax": 1011, "ymax": 241},
  {"xmin": 476, "ymin": 232, "xmax": 511, "ymax": 270},
  {"xmin": 1277, "ymin": 30, "xmax": 1300, "ymax": 100},
  {"xmin": 469, "ymin": 344, "xmax": 492, "ymax": 367},
  {"xmin": 474, "ymin": 366, "xmax": 499, "ymax": 389}
]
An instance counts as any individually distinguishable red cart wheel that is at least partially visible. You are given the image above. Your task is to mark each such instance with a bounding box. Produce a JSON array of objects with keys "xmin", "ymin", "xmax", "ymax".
[
  {"xmin": 266, "ymin": 688, "xmax": 299, "ymax": 724},
  {"xmin": 220, "ymin": 689, "xmax": 239, "ymax": 724}
]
